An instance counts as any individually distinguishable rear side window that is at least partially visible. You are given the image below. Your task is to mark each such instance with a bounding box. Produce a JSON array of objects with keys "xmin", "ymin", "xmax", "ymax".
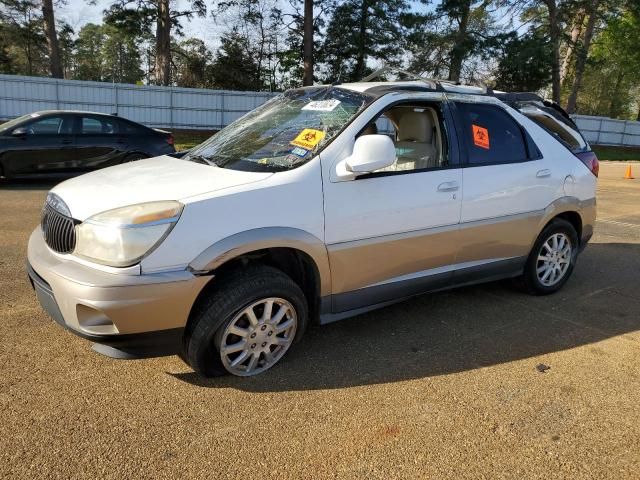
[
  {"xmin": 119, "ymin": 120, "xmax": 147, "ymax": 135},
  {"xmin": 81, "ymin": 116, "xmax": 118, "ymax": 135},
  {"xmin": 518, "ymin": 104, "xmax": 588, "ymax": 153},
  {"xmin": 455, "ymin": 102, "xmax": 528, "ymax": 165}
]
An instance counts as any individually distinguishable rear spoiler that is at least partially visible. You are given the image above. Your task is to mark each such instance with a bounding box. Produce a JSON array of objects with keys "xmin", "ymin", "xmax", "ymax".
[{"xmin": 494, "ymin": 92, "xmax": 577, "ymax": 127}]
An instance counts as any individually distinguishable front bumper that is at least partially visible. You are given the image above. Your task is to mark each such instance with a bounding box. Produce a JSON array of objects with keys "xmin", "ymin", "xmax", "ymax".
[{"xmin": 27, "ymin": 227, "xmax": 211, "ymax": 357}]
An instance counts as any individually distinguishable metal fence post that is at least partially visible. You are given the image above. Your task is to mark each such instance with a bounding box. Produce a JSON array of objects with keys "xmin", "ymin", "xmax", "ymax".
[
  {"xmin": 169, "ymin": 87, "xmax": 174, "ymax": 129},
  {"xmin": 113, "ymin": 83, "xmax": 119, "ymax": 115},
  {"xmin": 55, "ymin": 79, "xmax": 60, "ymax": 109},
  {"xmin": 220, "ymin": 92, "xmax": 225, "ymax": 129}
]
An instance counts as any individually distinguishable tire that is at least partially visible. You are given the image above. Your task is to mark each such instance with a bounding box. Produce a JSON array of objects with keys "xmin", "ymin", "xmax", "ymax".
[
  {"xmin": 121, "ymin": 153, "xmax": 147, "ymax": 163},
  {"xmin": 183, "ymin": 265, "xmax": 308, "ymax": 377},
  {"xmin": 515, "ymin": 218, "xmax": 579, "ymax": 295}
]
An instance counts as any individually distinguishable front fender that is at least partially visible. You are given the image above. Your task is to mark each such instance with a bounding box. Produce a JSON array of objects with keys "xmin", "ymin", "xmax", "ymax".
[{"xmin": 188, "ymin": 227, "xmax": 331, "ymax": 296}]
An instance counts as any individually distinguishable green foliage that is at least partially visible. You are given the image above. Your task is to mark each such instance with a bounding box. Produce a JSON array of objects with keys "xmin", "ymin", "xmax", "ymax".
[
  {"xmin": 210, "ymin": 30, "xmax": 263, "ymax": 90},
  {"xmin": 493, "ymin": 30, "xmax": 553, "ymax": 92},
  {"xmin": 575, "ymin": 7, "xmax": 640, "ymax": 118},
  {"xmin": 73, "ymin": 22, "xmax": 143, "ymax": 83},
  {"xmin": 321, "ymin": 0, "xmax": 411, "ymax": 82}
]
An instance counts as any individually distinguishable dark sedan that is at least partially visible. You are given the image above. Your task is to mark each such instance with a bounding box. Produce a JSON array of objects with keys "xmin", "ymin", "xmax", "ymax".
[{"xmin": 0, "ymin": 111, "xmax": 175, "ymax": 179}]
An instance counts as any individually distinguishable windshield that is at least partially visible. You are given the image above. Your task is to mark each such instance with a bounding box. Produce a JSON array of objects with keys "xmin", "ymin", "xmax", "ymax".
[
  {"xmin": 0, "ymin": 114, "xmax": 33, "ymax": 134},
  {"xmin": 184, "ymin": 87, "xmax": 372, "ymax": 172}
]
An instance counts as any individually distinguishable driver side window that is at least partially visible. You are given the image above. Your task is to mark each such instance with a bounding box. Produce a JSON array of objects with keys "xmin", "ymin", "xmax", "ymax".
[
  {"xmin": 358, "ymin": 102, "xmax": 449, "ymax": 173},
  {"xmin": 22, "ymin": 116, "xmax": 67, "ymax": 135}
]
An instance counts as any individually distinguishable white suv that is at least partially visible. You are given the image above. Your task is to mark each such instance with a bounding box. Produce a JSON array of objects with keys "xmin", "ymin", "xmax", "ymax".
[{"xmin": 27, "ymin": 81, "xmax": 598, "ymax": 377}]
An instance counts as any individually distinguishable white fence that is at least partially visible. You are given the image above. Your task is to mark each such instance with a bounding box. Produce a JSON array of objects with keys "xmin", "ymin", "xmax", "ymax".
[
  {"xmin": 572, "ymin": 115, "xmax": 640, "ymax": 147},
  {"xmin": 2, "ymin": 74, "xmax": 640, "ymax": 145},
  {"xmin": 0, "ymin": 74, "xmax": 277, "ymax": 130}
]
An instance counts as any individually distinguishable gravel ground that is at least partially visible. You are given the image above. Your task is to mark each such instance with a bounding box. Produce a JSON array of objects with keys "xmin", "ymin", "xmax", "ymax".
[{"xmin": 1, "ymin": 162, "xmax": 639, "ymax": 479}]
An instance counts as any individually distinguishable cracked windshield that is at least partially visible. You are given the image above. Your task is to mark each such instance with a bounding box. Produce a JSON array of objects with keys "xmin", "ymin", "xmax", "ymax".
[{"xmin": 184, "ymin": 87, "xmax": 372, "ymax": 172}]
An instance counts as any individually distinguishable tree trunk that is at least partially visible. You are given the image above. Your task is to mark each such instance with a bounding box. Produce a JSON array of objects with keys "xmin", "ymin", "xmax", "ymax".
[
  {"xmin": 354, "ymin": 0, "xmax": 369, "ymax": 80},
  {"xmin": 560, "ymin": 10, "xmax": 585, "ymax": 87},
  {"xmin": 448, "ymin": 0, "xmax": 471, "ymax": 83},
  {"xmin": 566, "ymin": 1, "xmax": 599, "ymax": 114},
  {"xmin": 155, "ymin": 0, "xmax": 171, "ymax": 86},
  {"xmin": 608, "ymin": 71, "xmax": 624, "ymax": 118},
  {"xmin": 545, "ymin": 0, "xmax": 561, "ymax": 103},
  {"xmin": 302, "ymin": 0, "xmax": 313, "ymax": 86},
  {"xmin": 41, "ymin": 0, "xmax": 63, "ymax": 78}
]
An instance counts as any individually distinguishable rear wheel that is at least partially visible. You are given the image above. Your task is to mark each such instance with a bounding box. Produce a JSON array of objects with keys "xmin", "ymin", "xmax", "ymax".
[
  {"xmin": 183, "ymin": 266, "xmax": 308, "ymax": 377},
  {"xmin": 516, "ymin": 218, "xmax": 579, "ymax": 295}
]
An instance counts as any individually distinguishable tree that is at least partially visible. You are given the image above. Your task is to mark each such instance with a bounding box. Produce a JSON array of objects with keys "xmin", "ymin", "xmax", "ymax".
[
  {"xmin": 302, "ymin": 0, "xmax": 312, "ymax": 85},
  {"xmin": 493, "ymin": 29, "xmax": 553, "ymax": 91},
  {"xmin": 74, "ymin": 23, "xmax": 105, "ymax": 81},
  {"xmin": 322, "ymin": 0, "xmax": 410, "ymax": 82},
  {"xmin": 565, "ymin": 0, "xmax": 602, "ymax": 113},
  {"xmin": 210, "ymin": 30, "xmax": 262, "ymax": 90},
  {"xmin": 407, "ymin": 0, "xmax": 505, "ymax": 84},
  {"xmin": 575, "ymin": 5, "xmax": 640, "ymax": 118},
  {"xmin": 0, "ymin": 0, "xmax": 48, "ymax": 76},
  {"xmin": 106, "ymin": 0, "xmax": 206, "ymax": 85},
  {"xmin": 173, "ymin": 38, "xmax": 214, "ymax": 88},
  {"xmin": 40, "ymin": 0, "xmax": 62, "ymax": 77}
]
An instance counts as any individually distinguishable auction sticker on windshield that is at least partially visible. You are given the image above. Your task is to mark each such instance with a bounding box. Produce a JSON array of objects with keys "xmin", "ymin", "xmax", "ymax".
[
  {"xmin": 302, "ymin": 99, "xmax": 341, "ymax": 111},
  {"xmin": 291, "ymin": 129, "xmax": 326, "ymax": 150}
]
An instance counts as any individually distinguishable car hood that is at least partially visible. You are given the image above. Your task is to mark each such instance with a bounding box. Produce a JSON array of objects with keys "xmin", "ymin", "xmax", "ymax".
[{"xmin": 51, "ymin": 156, "xmax": 272, "ymax": 221}]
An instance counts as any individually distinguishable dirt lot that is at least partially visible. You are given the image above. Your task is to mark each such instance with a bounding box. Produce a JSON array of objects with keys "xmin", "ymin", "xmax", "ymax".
[{"xmin": 1, "ymin": 162, "xmax": 639, "ymax": 479}]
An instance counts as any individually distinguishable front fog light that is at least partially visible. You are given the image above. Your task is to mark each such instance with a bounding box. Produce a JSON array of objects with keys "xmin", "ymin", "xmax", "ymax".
[{"xmin": 74, "ymin": 201, "xmax": 183, "ymax": 267}]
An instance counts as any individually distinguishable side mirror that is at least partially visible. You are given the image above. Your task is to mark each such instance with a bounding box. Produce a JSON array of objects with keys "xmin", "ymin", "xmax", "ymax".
[
  {"xmin": 11, "ymin": 127, "xmax": 27, "ymax": 137},
  {"xmin": 336, "ymin": 134, "xmax": 396, "ymax": 179}
]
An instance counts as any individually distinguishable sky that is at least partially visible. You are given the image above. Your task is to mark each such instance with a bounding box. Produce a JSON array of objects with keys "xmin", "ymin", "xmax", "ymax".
[{"xmin": 59, "ymin": 0, "xmax": 218, "ymax": 47}]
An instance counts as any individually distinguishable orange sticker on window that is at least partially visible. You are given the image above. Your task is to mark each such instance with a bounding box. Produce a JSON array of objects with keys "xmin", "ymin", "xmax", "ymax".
[{"xmin": 472, "ymin": 124, "xmax": 490, "ymax": 149}]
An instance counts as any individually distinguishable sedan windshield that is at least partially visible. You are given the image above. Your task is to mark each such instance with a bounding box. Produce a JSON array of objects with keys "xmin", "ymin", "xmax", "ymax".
[
  {"xmin": 184, "ymin": 87, "xmax": 372, "ymax": 172},
  {"xmin": 0, "ymin": 114, "xmax": 32, "ymax": 134}
]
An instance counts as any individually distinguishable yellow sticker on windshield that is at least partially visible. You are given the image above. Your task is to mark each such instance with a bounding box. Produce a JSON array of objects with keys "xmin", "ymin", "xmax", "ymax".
[{"xmin": 291, "ymin": 129, "xmax": 325, "ymax": 150}]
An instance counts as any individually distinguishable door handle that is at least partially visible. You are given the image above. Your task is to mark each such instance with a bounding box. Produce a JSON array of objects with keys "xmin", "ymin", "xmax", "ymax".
[
  {"xmin": 536, "ymin": 169, "xmax": 551, "ymax": 178},
  {"xmin": 437, "ymin": 181, "xmax": 459, "ymax": 192},
  {"xmin": 61, "ymin": 139, "xmax": 73, "ymax": 145}
]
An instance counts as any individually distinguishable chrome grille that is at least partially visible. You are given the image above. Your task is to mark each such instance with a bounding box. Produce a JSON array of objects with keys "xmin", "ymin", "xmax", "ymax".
[{"xmin": 41, "ymin": 203, "xmax": 77, "ymax": 254}]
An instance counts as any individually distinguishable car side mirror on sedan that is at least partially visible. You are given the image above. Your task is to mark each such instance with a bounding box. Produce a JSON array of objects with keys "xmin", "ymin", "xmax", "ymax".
[
  {"xmin": 336, "ymin": 134, "xmax": 397, "ymax": 180},
  {"xmin": 11, "ymin": 127, "xmax": 28, "ymax": 137}
]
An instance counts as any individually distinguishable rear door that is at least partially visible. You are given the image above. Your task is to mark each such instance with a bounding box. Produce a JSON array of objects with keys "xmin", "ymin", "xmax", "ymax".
[
  {"xmin": 74, "ymin": 115, "xmax": 127, "ymax": 171},
  {"xmin": 2, "ymin": 114, "xmax": 76, "ymax": 176},
  {"xmin": 451, "ymin": 99, "xmax": 564, "ymax": 269}
]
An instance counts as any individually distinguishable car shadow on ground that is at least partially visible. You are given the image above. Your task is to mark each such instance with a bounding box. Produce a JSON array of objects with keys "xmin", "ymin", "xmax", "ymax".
[{"xmin": 168, "ymin": 242, "xmax": 640, "ymax": 392}]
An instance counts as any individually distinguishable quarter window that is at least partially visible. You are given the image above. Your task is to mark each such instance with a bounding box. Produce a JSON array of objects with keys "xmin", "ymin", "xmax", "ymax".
[
  {"xmin": 81, "ymin": 117, "xmax": 118, "ymax": 135},
  {"xmin": 456, "ymin": 103, "xmax": 528, "ymax": 165}
]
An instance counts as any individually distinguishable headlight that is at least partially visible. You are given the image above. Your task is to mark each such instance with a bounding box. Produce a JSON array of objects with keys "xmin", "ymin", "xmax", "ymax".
[{"xmin": 74, "ymin": 201, "xmax": 183, "ymax": 267}]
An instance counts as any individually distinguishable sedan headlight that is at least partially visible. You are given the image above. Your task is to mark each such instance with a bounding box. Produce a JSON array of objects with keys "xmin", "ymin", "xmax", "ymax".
[{"xmin": 74, "ymin": 201, "xmax": 183, "ymax": 267}]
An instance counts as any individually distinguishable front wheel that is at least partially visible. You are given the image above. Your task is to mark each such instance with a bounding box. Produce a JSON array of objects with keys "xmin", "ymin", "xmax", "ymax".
[
  {"xmin": 516, "ymin": 218, "xmax": 579, "ymax": 295},
  {"xmin": 183, "ymin": 266, "xmax": 308, "ymax": 377}
]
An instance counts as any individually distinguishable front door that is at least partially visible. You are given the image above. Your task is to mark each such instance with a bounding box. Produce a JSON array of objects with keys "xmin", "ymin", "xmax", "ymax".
[
  {"xmin": 323, "ymin": 99, "xmax": 462, "ymax": 313},
  {"xmin": 2, "ymin": 114, "xmax": 76, "ymax": 176}
]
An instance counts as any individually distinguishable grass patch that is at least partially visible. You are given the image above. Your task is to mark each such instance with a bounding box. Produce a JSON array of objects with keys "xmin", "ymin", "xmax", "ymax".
[
  {"xmin": 172, "ymin": 130, "xmax": 216, "ymax": 151},
  {"xmin": 592, "ymin": 145, "xmax": 640, "ymax": 161}
]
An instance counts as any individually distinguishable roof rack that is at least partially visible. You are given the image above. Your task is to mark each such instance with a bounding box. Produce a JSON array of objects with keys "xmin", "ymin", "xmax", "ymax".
[{"xmin": 359, "ymin": 66, "xmax": 495, "ymax": 95}]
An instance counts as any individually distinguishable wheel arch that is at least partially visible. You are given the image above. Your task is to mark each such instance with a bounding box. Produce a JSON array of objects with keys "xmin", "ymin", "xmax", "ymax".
[
  {"xmin": 537, "ymin": 196, "xmax": 595, "ymax": 247},
  {"xmin": 187, "ymin": 227, "xmax": 331, "ymax": 325}
]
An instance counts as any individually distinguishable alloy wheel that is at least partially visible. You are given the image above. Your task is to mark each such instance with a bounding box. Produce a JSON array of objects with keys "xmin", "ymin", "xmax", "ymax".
[
  {"xmin": 219, "ymin": 297, "xmax": 297, "ymax": 376},
  {"xmin": 536, "ymin": 232, "xmax": 572, "ymax": 287}
]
